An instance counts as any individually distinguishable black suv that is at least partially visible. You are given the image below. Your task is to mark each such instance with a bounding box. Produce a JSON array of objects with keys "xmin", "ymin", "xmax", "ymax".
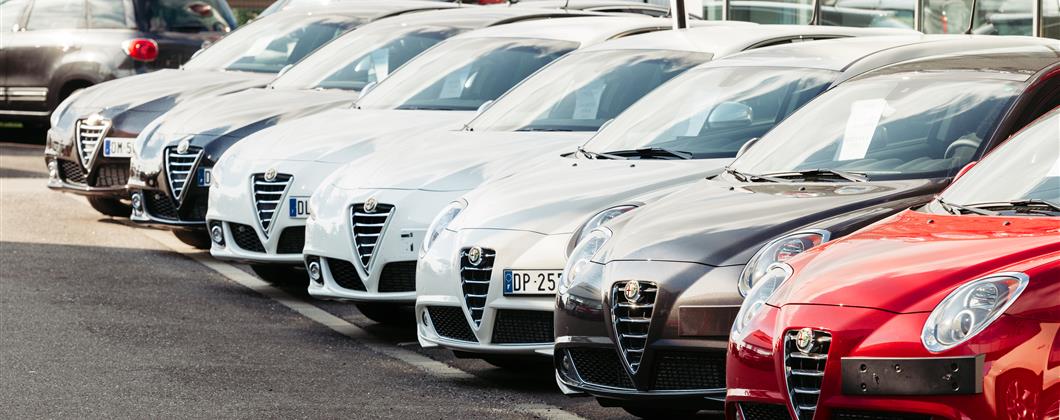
[{"xmin": 0, "ymin": 0, "xmax": 236, "ymax": 124}]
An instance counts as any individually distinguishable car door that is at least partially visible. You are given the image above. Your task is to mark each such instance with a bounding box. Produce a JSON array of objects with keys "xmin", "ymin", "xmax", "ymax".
[
  {"xmin": 4, "ymin": 0, "xmax": 87, "ymax": 116},
  {"xmin": 0, "ymin": 0, "xmax": 31, "ymax": 115}
]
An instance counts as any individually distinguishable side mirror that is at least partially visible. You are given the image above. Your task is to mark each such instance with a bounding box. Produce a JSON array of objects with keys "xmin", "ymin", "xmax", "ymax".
[
  {"xmin": 735, "ymin": 137, "xmax": 759, "ymax": 159},
  {"xmin": 475, "ymin": 100, "xmax": 494, "ymax": 115},
  {"xmin": 953, "ymin": 161, "xmax": 977, "ymax": 182},
  {"xmin": 360, "ymin": 81, "xmax": 378, "ymax": 96},
  {"xmin": 708, "ymin": 101, "xmax": 753, "ymax": 129}
]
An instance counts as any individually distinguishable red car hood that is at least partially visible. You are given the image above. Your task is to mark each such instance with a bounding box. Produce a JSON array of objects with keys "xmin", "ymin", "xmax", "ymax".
[{"xmin": 774, "ymin": 210, "xmax": 1060, "ymax": 313}]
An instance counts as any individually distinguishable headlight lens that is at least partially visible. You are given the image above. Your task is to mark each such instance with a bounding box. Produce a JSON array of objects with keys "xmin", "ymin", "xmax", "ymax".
[
  {"xmin": 732, "ymin": 263, "xmax": 792, "ymax": 336},
  {"xmin": 568, "ymin": 205, "xmax": 637, "ymax": 256},
  {"xmin": 921, "ymin": 272, "xmax": 1028, "ymax": 353},
  {"xmin": 422, "ymin": 200, "xmax": 465, "ymax": 254},
  {"xmin": 739, "ymin": 231, "xmax": 828, "ymax": 297},
  {"xmin": 560, "ymin": 227, "xmax": 611, "ymax": 293}
]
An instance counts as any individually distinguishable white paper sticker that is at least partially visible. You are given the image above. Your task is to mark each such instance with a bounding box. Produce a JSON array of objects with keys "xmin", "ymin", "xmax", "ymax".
[
  {"xmin": 572, "ymin": 81, "xmax": 605, "ymax": 120},
  {"xmin": 439, "ymin": 66, "xmax": 472, "ymax": 99},
  {"xmin": 838, "ymin": 99, "xmax": 887, "ymax": 161},
  {"xmin": 371, "ymin": 49, "xmax": 389, "ymax": 81},
  {"xmin": 684, "ymin": 109, "xmax": 710, "ymax": 136}
]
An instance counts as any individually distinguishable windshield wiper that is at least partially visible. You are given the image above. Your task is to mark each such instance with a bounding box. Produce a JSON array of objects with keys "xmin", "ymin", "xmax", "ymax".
[
  {"xmin": 965, "ymin": 199, "xmax": 1060, "ymax": 215},
  {"xmin": 756, "ymin": 168, "xmax": 869, "ymax": 183},
  {"xmin": 604, "ymin": 147, "xmax": 693, "ymax": 160},
  {"xmin": 936, "ymin": 197, "xmax": 998, "ymax": 216},
  {"xmin": 576, "ymin": 146, "xmax": 623, "ymax": 160}
]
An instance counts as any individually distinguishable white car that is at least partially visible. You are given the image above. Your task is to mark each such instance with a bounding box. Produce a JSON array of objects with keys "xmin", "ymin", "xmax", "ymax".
[
  {"xmin": 206, "ymin": 16, "xmax": 673, "ymax": 283},
  {"xmin": 414, "ymin": 33, "xmax": 929, "ymax": 361}
]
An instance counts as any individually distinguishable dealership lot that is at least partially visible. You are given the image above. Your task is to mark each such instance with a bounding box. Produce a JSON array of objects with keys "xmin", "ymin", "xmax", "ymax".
[{"xmin": 0, "ymin": 143, "xmax": 721, "ymax": 419}]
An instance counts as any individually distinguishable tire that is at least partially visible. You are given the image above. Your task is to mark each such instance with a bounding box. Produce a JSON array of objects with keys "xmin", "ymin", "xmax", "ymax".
[
  {"xmin": 87, "ymin": 196, "xmax": 131, "ymax": 217},
  {"xmin": 620, "ymin": 407, "xmax": 700, "ymax": 419},
  {"xmin": 250, "ymin": 264, "xmax": 308, "ymax": 285},
  {"xmin": 172, "ymin": 230, "xmax": 211, "ymax": 249},
  {"xmin": 480, "ymin": 355, "xmax": 551, "ymax": 371},
  {"xmin": 354, "ymin": 303, "xmax": 414, "ymax": 325}
]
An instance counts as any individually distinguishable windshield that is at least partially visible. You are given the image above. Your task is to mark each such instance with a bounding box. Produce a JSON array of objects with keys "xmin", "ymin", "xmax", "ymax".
[
  {"xmin": 933, "ymin": 110, "xmax": 1060, "ymax": 214},
  {"xmin": 183, "ymin": 13, "xmax": 361, "ymax": 73},
  {"xmin": 581, "ymin": 67, "xmax": 836, "ymax": 158},
  {"xmin": 729, "ymin": 74, "xmax": 1021, "ymax": 180},
  {"xmin": 467, "ymin": 50, "xmax": 710, "ymax": 132},
  {"xmin": 355, "ymin": 37, "xmax": 578, "ymax": 111},
  {"xmin": 142, "ymin": 0, "xmax": 232, "ymax": 32},
  {"xmin": 270, "ymin": 27, "xmax": 459, "ymax": 91}
]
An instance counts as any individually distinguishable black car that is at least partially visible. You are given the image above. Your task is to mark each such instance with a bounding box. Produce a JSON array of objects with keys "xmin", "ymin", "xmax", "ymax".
[
  {"xmin": 0, "ymin": 0, "xmax": 237, "ymax": 124},
  {"xmin": 45, "ymin": 1, "xmax": 454, "ymax": 218},
  {"xmin": 553, "ymin": 36, "xmax": 1060, "ymax": 417}
]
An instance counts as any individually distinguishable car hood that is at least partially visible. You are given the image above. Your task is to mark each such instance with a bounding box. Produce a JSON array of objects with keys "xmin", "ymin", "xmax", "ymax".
[
  {"xmin": 451, "ymin": 158, "xmax": 728, "ymax": 235},
  {"xmin": 774, "ymin": 210, "xmax": 1060, "ymax": 313},
  {"xmin": 600, "ymin": 178, "xmax": 944, "ymax": 267},
  {"xmin": 70, "ymin": 69, "xmax": 272, "ymax": 114},
  {"xmin": 229, "ymin": 109, "xmax": 475, "ymax": 164},
  {"xmin": 330, "ymin": 130, "xmax": 589, "ymax": 192}
]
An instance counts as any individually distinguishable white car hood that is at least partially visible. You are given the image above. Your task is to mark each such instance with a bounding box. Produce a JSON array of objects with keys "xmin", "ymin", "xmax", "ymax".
[{"xmin": 331, "ymin": 130, "xmax": 590, "ymax": 192}]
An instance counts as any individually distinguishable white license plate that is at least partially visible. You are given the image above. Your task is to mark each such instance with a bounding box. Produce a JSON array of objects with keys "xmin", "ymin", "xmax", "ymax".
[
  {"xmin": 503, "ymin": 269, "xmax": 562, "ymax": 296},
  {"xmin": 102, "ymin": 138, "xmax": 135, "ymax": 157},
  {"xmin": 196, "ymin": 167, "xmax": 211, "ymax": 186},
  {"xmin": 288, "ymin": 196, "xmax": 309, "ymax": 219}
]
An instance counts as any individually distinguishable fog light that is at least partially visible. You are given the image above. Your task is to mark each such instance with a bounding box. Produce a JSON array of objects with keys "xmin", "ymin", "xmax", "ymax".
[
  {"xmin": 421, "ymin": 310, "xmax": 430, "ymax": 326},
  {"xmin": 308, "ymin": 261, "xmax": 322, "ymax": 283},
  {"xmin": 209, "ymin": 224, "xmax": 224, "ymax": 245},
  {"xmin": 131, "ymin": 192, "xmax": 143, "ymax": 211},
  {"xmin": 47, "ymin": 160, "xmax": 59, "ymax": 180}
]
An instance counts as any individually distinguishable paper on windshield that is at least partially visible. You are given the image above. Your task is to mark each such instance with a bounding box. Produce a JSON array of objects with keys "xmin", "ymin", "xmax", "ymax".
[
  {"xmin": 440, "ymin": 66, "xmax": 472, "ymax": 99},
  {"xmin": 573, "ymin": 81, "xmax": 605, "ymax": 120},
  {"xmin": 371, "ymin": 49, "xmax": 389, "ymax": 81},
  {"xmin": 837, "ymin": 99, "xmax": 887, "ymax": 161}
]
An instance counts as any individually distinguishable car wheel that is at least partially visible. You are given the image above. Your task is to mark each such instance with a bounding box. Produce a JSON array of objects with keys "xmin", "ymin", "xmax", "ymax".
[
  {"xmin": 480, "ymin": 355, "xmax": 551, "ymax": 371},
  {"xmin": 172, "ymin": 230, "xmax": 211, "ymax": 249},
  {"xmin": 354, "ymin": 303, "xmax": 414, "ymax": 325},
  {"xmin": 87, "ymin": 196, "xmax": 131, "ymax": 217},
  {"xmin": 620, "ymin": 407, "xmax": 700, "ymax": 419},
  {"xmin": 250, "ymin": 264, "xmax": 307, "ymax": 285}
]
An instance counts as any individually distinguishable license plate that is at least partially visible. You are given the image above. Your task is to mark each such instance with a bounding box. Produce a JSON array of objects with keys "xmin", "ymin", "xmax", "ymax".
[
  {"xmin": 503, "ymin": 269, "xmax": 562, "ymax": 296},
  {"xmin": 102, "ymin": 138, "xmax": 135, "ymax": 157},
  {"xmin": 196, "ymin": 167, "xmax": 211, "ymax": 186},
  {"xmin": 288, "ymin": 196, "xmax": 309, "ymax": 219}
]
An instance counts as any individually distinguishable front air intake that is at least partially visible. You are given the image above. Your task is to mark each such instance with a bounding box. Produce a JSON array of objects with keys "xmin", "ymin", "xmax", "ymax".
[
  {"xmin": 784, "ymin": 329, "xmax": 831, "ymax": 420},
  {"xmin": 611, "ymin": 280, "xmax": 657, "ymax": 374}
]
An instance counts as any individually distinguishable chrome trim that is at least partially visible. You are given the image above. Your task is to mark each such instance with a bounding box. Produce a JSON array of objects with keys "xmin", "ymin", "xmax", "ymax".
[
  {"xmin": 164, "ymin": 145, "xmax": 203, "ymax": 202},
  {"xmin": 75, "ymin": 118, "xmax": 111, "ymax": 169},
  {"xmin": 349, "ymin": 202, "xmax": 394, "ymax": 272},
  {"xmin": 610, "ymin": 280, "xmax": 658, "ymax": 375},
  {"xmin": 459, "ymin": 247, "xmax": 496, "ymax": 326},
  {"xmin": 251, "ymin": 172, "xmax": 293, "ymax": 236},
  {"xmin": 784, "ymin": 329, "xmax": 831, "ymax": 420}
]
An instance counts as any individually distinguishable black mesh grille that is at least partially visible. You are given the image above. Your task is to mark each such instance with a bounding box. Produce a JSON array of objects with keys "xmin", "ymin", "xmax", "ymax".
[
  {"xmin": 351, "ymin": 202, "xmax": 394, "ymax": 269},
  {"xmin": 833, "ymin": 411, "xmax": 931, "ymax": 420},
  {"xmin": 567, "ymin": 347, "xmax": 634, "ymax": 389},
  {"xmin": 93, "ymin": 163, "xmax": 128, "ymax": 187},
  {"xmin": 378, "ymin": 261, "xmax": 416, "ymax": 292},
  {"xmin": 460, "ymin": 247, "xmax": 494, "ymax": 325},
  {"xmin": 784, "ymin": 330, "xmax": 831, "ymax": 420},
  {"xmin": 611, "ymin": 280, "xmax": 657, "ymax": 373},
  {"xmin": 60, "ymin": 160, "xmax": 87, "ymax": 184},
  {"xmin": 143, "ymin": 191, "xmax": 178, "ymax": 220},
  {"xmin": 428, "ymin": 306, "xmax": 476, "ymax": 342},
  {"xmin": 181, "ymin": 194, "xmax": 208, "ymax": 222},
  {"xmin": 276, "ymin": 226, "xmax": 305, "ymax": 254},
  {"xmin": 653, "ymin": 351, "xmax": 726, "ymax": 390},
  {"xmin": 491, "ymin": 310, "xmax": 553, "ymax": 344},
  {"xmin": 230, "ymin": 222, "xmax": 264, "ymax": 253},
  {"xmin": 740, "ymin": 403, "xmax": 791, "ymax": 420},
  {"xmin": 326, "ymin": 258, "xmax": 365, "ymax": 291}
]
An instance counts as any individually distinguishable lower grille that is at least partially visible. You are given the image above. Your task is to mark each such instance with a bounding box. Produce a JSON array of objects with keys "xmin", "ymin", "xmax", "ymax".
[
  {"xmin": 252, "ymin": 173, "xmax": 292, "ymax": 234},
  {"xmin": 59, "ymin": 160, "xmax": 87, "ymax": 184},
  {"xmin": 611, "ymin": 280, "xmax": 657, "ymax": 373},
  {"xmin": 653, "ymin": 351, "xmax": 725, "ymax": 390},
  {"xmin": 378, "ymin": 261, "xmax": 416, "ymax": 293},
  {"xmin": 491, "ymin": 310, "xmax": 553, "ymax": 344},
  {"xmin": 230, "ymin": 222, "xmax": 264, "ymax": 253},
  {"xmin": 93, "ymin": 163, "xmax": 128, "ymax": 187},
  {"xmin": 567, "ymin": 347, "xmax": 634, "ymax": 389},
  {"xmin": 740, "ymin": 403, "xmax": 792, "ymax": 420},
  {"xmin": 784, "ymin": 329, "xmax": 831, "ymax": 420},
  {"xmin": 143, "ymin": 191, "xmax": 178, "ymax": 220},
  {"xmin": 326, "ymin": 258, "xmax": 365, "ymax": 291},
  {"xmin": 428, "ymin": 306, "xmax": 477, "ymax": 342},
  {"xmin": 182, "ymin": 194, "xmax": 208, "ymax": 222},
  {"xmin": 276, "ymin": 226, "xmax": 305, "ymax": 254},
  {"xmin": 351, "ymin": 202, "xmax": 394, "ymax": 270},
  {"xmin": 460, "ymin": 247, "xmax": 495, "ymax": 325},
  {"xmin": 165, "ymin": 146, "xmax": 201, "ymax": 201},
  {"xmin": 76, "ymin": 119, "xmax": 108, "ymax": 167},
  {"xmin": 833, "ymin": 411, "xmax": 931, "ymax": 420}
]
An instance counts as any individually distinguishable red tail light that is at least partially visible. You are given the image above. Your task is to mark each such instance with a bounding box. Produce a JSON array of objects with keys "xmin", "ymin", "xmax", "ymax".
[{"xmin": 123, "ymin": 38, "xmax": 159, "ymax": 62}]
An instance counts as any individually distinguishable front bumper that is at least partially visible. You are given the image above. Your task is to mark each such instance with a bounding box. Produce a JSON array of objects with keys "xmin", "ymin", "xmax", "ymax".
[
  {"xmin": 44, "ymin": 127, "xmax": 131, "ymax": 198},
  {"xmin": 128, "ymin": 142, "xmax": 213, "ymax": 229},
  {"xmin": 725, "ymin": 304, "xmax": 1056, "ymax": 420}
]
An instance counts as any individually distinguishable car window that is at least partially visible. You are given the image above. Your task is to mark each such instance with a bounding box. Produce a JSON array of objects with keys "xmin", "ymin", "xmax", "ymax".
[
  {"xmin": 183, "ymin": 14, "xmax": 358, "ymax": 73},
  {"xmin": 729, "ymin": 0, "xmax": 815, "ymax": 24},
  {"xmin": 26, "ymin": 0, "xmax": 85, "ymax": 30},
  {"xmin": 0, "ymin": 0, "xmax": 29, "ymax": 30},
  {"xmin": 143, "ymin": 0, "xmax": 232, "ymax": 33},
  {"xmin": 87, "ymin": 0, "xmax": 129, "ymax": 29},
  {"xmin": 970, "ymin": 0, "xmax": 1035, "ymax": 35},
  {"xmin": 922, "ymin": 0, "xmax": 972, "ymax": 33},
  {"xmin": 1044, "ymin": 0, "xmax": 1060, "ymax": 39}
]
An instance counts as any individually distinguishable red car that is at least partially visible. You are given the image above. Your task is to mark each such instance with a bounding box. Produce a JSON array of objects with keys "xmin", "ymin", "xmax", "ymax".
[{"xmin": 726, "ymin": 108, "xmax": 1060, "ymax": 420}]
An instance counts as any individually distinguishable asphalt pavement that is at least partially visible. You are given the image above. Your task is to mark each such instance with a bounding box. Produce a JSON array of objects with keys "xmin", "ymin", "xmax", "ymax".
[{"xmin": 0, "ymin": 143, "xmax": 725, "ymax": 419}]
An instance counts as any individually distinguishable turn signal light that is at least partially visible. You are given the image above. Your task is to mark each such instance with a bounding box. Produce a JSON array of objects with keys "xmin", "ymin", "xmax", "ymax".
[{"xmin": 123, "ymin": 38, "xmax": 159, "ymax": 62}]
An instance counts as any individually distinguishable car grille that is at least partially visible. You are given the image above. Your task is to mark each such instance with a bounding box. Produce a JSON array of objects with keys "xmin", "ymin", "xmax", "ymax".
[
  {"xmin": 229, "ymin": 222, "xmax": 264, "ymax": 253},
  {"xmin": 276, "ymin": 226, "xmax": 305, "ymax": 254},
  {"xmin": 611, "ymin": 280, "xmax": 657, "ymax": 373},
  {"xmin": 427, "ymin": 306, "xmax": 477, "ymax": 342},
  {"xmin": 326, "ymin": 258, "xmax": 365, "ymax": 291},
  {"xmin": 76, "ymin": 118, "xmax": 109, "ymax": 167},
  {"xmin": 144, "ymin": 191, "xmax": 178, "ymax": 220},
  {"xmin": 784, "ymin": 329, "xmax": 831, "ymax": 420},
  {"xmin": 93, "ymin": 163, "xmax": 128, "ymax": 188},
  {"xmin": 378, "ymin": 261, "xmax": 416, "ymax": 293},
  {"xmin": 59, "ymin": 160, "xmax": 87, "ymax": 185},
  {"xmin": 832, "ymin": 410, "xmax": 931, "ymax": 420},
  {"xmin": 252, "ymin": 173, "xmax": 292, "ymax": 234},
  {"xmin": 165, "ymin": 146, "xmax": 202, "ymax": 201},
  {"xmin": 653, "ymin": 351, "xmax": 725, "ymax": 390},
  {"xmin": 491, "ymin": 309, "xmax": 553, "ymax": 344},
  {"xmin": 350, "ymin": 202, "xmax": 394, "ymax": 271},
  {"xmin": 739, "ymin": 403, "xmax": 791, "ymax": 420},
  {"xmin": 459, "ymin": 247, "xmax": 494, "ymax": 326},
  {"xmin": 566, "ymin": 347, "xmax": 634, "ymax": 389}
]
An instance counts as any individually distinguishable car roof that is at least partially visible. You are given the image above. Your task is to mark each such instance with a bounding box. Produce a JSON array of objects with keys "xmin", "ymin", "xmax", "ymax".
[
  {"xmin": 263, "ymin": 0, "xmax": 458, "ymax": 22},
  {"xmin": 452, "ymin": 16, "xmax": 672, "ymax": 45},
  {"xmin": 508, "ymin": 0, "xmax": 668, "ymax": 10},
  {"xmin": 350, "ymin": 6, "xmax": 601, "ymax": 31},
  {"xmin": 695, "ymin": 34, "xmax": 929, "ymax": 71},
  {"xmin": 846, "ymin": 35, "xmax": 1060, "ymax": 83}
]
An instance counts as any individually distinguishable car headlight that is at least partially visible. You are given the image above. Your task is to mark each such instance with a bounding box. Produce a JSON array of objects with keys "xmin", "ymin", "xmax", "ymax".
[
  {"xmin": 567, "ymin": 205, "xmax": 637, "ymax": 256},
  {"xmin": 921, "ymin": 272, "xmax": 1029, "ymax": 353},
  {"xmin": 738, "ymin": 230, "xmax": 828, "ymax": 297},
  {"xmin": 422, "ymin": 200, "xmax": 466, "ymax": 255},
  {"xmin": 560, "ymin": 227, "xmax": 611, "ymax": 294},
  {"xmin": 732, "ymin": 263, "xmax": 792, "ymax": 336}
]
